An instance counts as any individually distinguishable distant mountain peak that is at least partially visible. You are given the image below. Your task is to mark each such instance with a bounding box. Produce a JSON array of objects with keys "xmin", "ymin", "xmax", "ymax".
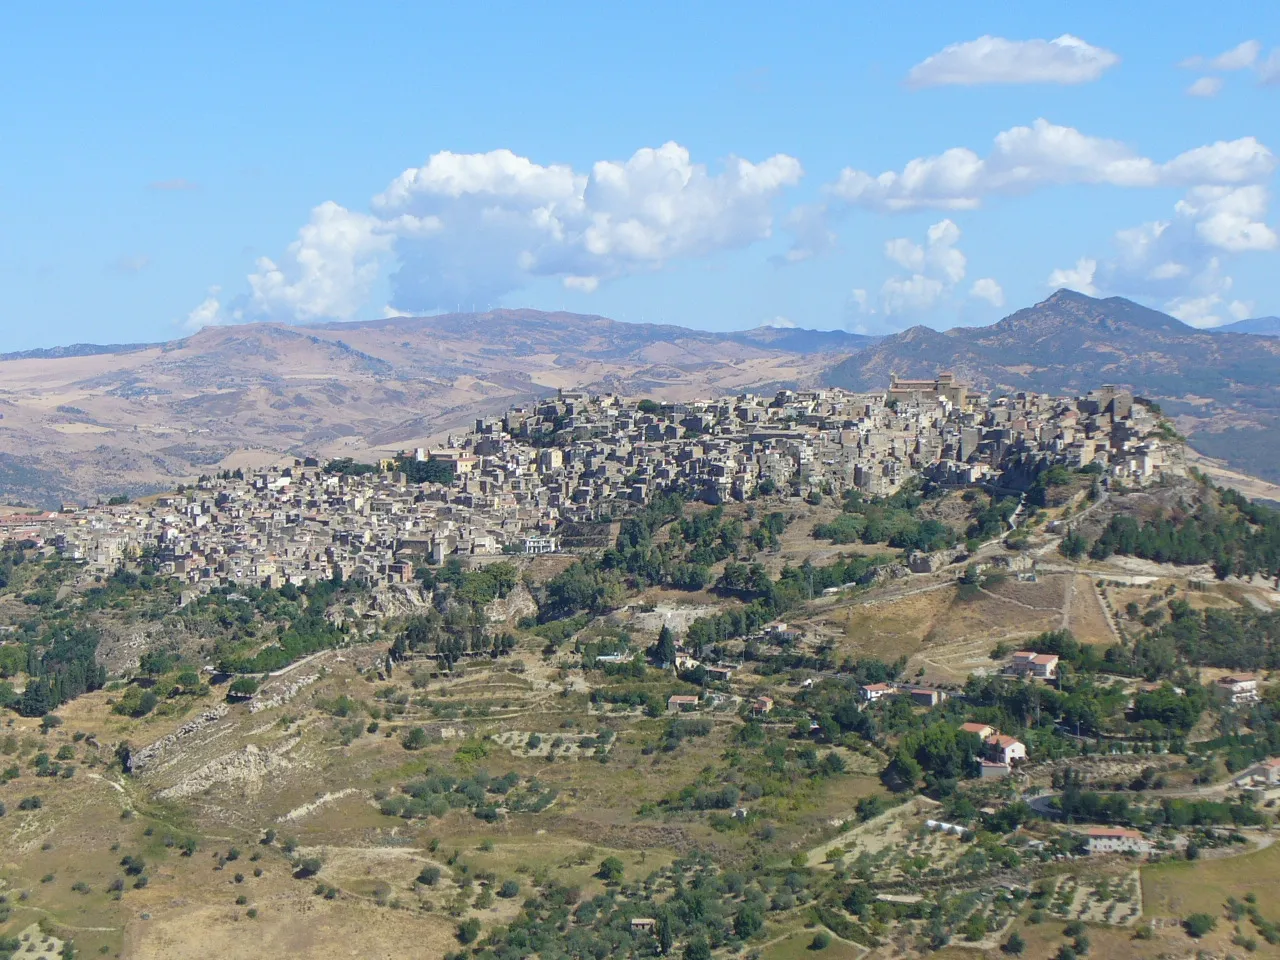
[{"xmin": 1212, "ymin": 316, "xmax": 1280, "ymax": 337}]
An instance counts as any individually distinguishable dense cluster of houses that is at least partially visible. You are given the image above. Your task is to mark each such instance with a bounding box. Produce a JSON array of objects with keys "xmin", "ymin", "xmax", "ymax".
[{"xmin": 9, "ymin": 377, "xmax": 1173, "ymax": 600}]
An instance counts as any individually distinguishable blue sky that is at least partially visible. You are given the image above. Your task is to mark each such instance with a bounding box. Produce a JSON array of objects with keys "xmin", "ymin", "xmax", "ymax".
[{"xmin": 1, "ymin": 0, "xmax": 1278, "ymax": 350}]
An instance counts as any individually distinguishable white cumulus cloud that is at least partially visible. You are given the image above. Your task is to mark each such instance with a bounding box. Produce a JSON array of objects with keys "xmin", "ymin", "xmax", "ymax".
[
  {"xmin": 246, "ymin": 202, "xmax": 398, "ymax": 322},
  {"xmin": 1047, "ymin": 258, "xmax": 1099, "ymax": 295},
  {"xmin": 826, "ymin": 119, "xmax": 1275, "ymax": 212},
  {"xmin": 906, "ymin": 35, "xmax": 1119, "ymax": 88},
  {"xmin": 969, "ymin": 278, "xmax": 1005, "ymax": 307},
  {"xmin": 184, "ymin": 287, "xmax": 227, "ymax": 331},
  {"xmin": 200, "ymin": 143, "xmax": 803, "ymax": 322},
  {"xmin": 879, "ymin": 219, "xmax": 967, "ymax": 317},
  {"xmin": 1049, "ymin": 183, "xmax": 1276, "ymax": 326}
]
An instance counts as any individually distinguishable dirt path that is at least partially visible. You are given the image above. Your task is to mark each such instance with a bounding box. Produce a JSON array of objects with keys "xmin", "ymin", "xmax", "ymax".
[
  {"xmin": 1091, "ymin": 578, "xmax": 1125, "ymax": 643},
  {"xmin": 976, "ymin": 585, "xmax": 1059, "ymax": 613}
]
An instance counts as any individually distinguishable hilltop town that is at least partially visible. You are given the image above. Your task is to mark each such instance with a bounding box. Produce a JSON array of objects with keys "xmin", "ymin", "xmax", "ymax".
[{"xmin": 24, "ymin": 376, "xmax": 1175, "ymax": 598}]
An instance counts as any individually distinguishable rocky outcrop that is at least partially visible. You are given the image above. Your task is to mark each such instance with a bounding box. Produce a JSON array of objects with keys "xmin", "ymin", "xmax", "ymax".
[
  {"xmin": 484, "ymin": 582, "xmax": 538, "ymax": 624},
  {"xmin": 129, "ymin": 705, "xmax": 229, "ymax": 775},
  {"xmin": 157, "ymin": 737, "xmax": 301, "ymax": 800},
  {"xmin": 249, "ymin": 673, "xmax": 319, "ymax": 714}
]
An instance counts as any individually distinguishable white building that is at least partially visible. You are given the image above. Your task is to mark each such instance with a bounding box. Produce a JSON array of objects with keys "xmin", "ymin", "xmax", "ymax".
[
  {"xmin": 1085, "ymin": 827, "xmax": 1151, "ymax": 855},
  {"xmin": 1216, "ymin": 674, "xmax": 1259, "ymax": 705}
]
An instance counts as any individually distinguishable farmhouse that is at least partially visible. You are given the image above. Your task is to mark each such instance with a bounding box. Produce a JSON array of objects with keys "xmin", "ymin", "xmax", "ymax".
[
  {"xmin": 1232, "ymin": 757, "xmax": 1280, "ymax": 788},
  {"xmin": 906, "ymin": 687, "xmax": 947, "ymax": 707},
  {"xmin": 860, "ymin": 682, "xmax": 896, "ymax": 702},
  {"xmin": 1007, "ymin": 651, "xmax": 1059, "ymax": 680},
  {"xmin": 1215, "ymin": 674, "xmax": 1260, "ymax": 705},
  {"xmin": 985, "ymin": 733, "xmax": 1027, "ymax": 765},
  {"xmin": 666, "ymin": 694, "xmax": 700, "ymax": 713}
]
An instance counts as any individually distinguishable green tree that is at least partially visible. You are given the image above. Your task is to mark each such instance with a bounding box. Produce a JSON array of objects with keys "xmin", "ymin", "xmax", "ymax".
[
  {"xmin": 734, "ymin": 904, "xmax": 764, "ymax": 939},
  {"xmin": 652, "ymin": 625, "xmax": 677, "ymax": 666},
  {"xmin": 402, "ymin": 727, "xmax": 428, "ymax": 751},
  {"xmin": 597, "ymin": 855, "xmax": 625, "ymax": 883},
  {"xmin": 1003, "ymin": 931, "xmax": 1026, "ymax": 956},
  {"xmin": 228, "ymin": 676, "xmax": 259, "ymax": 697},
  {"xmin": 658, "ymin": 913, "xmax": 674, "ymax": 955}
]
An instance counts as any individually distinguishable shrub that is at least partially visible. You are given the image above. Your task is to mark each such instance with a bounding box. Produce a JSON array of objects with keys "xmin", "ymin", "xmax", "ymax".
[
  {"xmin": 810, "ymin": 931, "xmax": 831, "ymax": 951},
  {"xmin": 1184, "ymin": 913, "xmax": 1216, "ymax": 938},
  {"xmin": 457, "ymin": 919, "xmax": 482, "ymax": 944},
  {"xmin": 120, "ymin": 854, "xmax": 146, "ymax": 876},
  {"xmin": 293, "ymin": 856, "xmax": 323, "ymax": 879},
  {"xmin": 499, "ymin": 879, "xmax": 520, "ymax": 898},
  {"xmin": 418, "ymin": 866, "xmax": 441, "ymax": 886}
]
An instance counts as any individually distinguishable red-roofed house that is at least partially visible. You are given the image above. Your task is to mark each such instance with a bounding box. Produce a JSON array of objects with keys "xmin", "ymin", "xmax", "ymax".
[
  {"xmin": 1008, "ymin": 651, "xmax": 1059, "ymax": 680},
  {"xmin": 960, "ymin": 722, "xmax": 996, "ymax": 739},
  {"xmin": 907, "ymin": 687, "xmax": 947, "ymax": 707},
  {"xmin": 985, "ymin": 733, "xmax": 1027, "ymax": 765}
]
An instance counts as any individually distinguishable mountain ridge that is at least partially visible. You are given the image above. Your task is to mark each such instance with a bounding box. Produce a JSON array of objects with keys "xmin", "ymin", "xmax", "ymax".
[{"xmin": 1212, "ymin": 315, "xmax": 1280, "ymax": 336}]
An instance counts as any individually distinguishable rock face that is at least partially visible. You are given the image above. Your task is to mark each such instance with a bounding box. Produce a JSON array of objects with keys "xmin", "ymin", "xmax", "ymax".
[
  {"xmin": 484, "ymin": 583, "xmax": 538, "ymax": 625},
  {"xmin": 129, "ymin": 705, "xmax": 229, "ymax": 775},
  {"xmin": 248, "ymin": 673, "xmax": 319, "ymax": 714},
  {"xmin": 157, "ymin": 737, "xmax": 301, "ymax": 800}
]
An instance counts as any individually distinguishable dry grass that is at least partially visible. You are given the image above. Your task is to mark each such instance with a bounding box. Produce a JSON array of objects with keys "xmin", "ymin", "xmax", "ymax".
[{"xmin": 1143, "ymin": 837, "xmax": 1280, "ymax": 918}]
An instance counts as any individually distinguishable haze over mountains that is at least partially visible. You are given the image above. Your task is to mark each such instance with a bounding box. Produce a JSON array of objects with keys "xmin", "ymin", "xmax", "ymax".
[{"xmin": 3, "ymin": 291, "xmax": 1280, "ymax": 506}]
